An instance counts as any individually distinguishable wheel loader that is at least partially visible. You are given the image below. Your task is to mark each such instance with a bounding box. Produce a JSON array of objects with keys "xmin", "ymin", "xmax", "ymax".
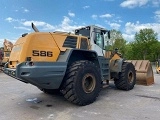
[
  {"xmin": 156, "ymin": 59, "xmax": 160, "ymax": 74},
  {"xmin": 0, "ymin": 39, "xmax": 13, "ymax": 67},
  {"xmin": 3, "ymin": 23, "xmax": 136, "ymax": 106}
]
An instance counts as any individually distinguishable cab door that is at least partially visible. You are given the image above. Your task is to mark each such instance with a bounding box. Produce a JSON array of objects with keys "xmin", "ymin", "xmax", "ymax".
[{"xmin": 91, "ymin": 32, "xmax": 105, "ymax": 56}]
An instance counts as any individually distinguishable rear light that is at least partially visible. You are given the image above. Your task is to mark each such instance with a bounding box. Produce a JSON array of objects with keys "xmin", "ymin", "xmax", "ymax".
[
  {"xmin": 11, "ymin": 71, "xmax": 15, "ymax": 76},
  {"xmin": 25, "ymin": 57, "xmax": 34, "ymax": 66},
  {"xmin": 29, "ymin": 62, "xmax": 34, "ymax": 66},
  {"xmin": 25, "ymin": 62, "xmax": 34, "ymax": 66}
]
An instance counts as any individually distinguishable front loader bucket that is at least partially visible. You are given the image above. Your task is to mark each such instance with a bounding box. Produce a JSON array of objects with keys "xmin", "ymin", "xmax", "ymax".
[{"xmin": 126, "ymin": 60, "xmax": 154, "ymax": 86}]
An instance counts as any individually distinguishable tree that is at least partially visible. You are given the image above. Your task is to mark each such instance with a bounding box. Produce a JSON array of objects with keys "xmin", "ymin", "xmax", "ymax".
[
  {"xmin": 105, "ymin": 29, "xmax": 127, "ymax": 55},
  {"xmin": 109, "ymin": 29, "xmax": 122, "ymax": 46},
  {"xmin": 112, "ymin": 38, "xmax": 127, "ymax": 56},
  {"xmin": 124, "ymin": 43, "xmax": 134, "ymax": 59},
  {"xmin": 130, "ymin": 28, "xmax": 158, "ymax": 61},
  {"xmin": 150, "ymin": 42, "xmax": 160, "ymax": 60}
]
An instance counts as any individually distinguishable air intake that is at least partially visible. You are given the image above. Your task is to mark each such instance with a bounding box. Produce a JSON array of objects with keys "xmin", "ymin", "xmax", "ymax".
[{"xmin": 63, "ymin": 36, "xmax": 77, "ymax": 48}]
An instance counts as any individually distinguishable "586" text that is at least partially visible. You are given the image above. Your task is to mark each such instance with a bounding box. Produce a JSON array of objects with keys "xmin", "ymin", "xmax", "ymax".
[{"xmin": 32, "ymin": 50, "xmax": 53, "ymax": 57}]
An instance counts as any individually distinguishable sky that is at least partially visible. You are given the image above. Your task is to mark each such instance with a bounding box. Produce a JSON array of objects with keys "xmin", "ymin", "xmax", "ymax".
[{"xmin": 0, "ymin": 0, "xmax": 160, "ymax": 47}]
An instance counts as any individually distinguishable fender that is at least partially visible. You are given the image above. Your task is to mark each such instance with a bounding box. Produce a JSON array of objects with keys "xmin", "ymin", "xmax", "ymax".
[{"xmin": 110, "ymin": 58, "xmax": 125, "ymax": 73}]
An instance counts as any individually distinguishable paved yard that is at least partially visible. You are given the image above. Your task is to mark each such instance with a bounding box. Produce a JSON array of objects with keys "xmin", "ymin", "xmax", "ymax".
[{"xmin": 0, "ymin": 68, "xmax": 160, "ymax": 120}]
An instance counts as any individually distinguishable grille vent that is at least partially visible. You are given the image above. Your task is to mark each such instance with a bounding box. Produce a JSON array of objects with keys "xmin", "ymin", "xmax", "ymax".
[{"xmin": 63, "ymin": 36, "xmax": 77, "ymax": 48}]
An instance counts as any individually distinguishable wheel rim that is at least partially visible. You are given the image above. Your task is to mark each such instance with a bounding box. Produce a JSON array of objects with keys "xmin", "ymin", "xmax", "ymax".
[
  {"xmin": 82, "ymin": 73, "xmax": 96, "ymax": 93},
  {"xmin": 128, "ymin": 71, "xmax": 134, "ymax": 83}
]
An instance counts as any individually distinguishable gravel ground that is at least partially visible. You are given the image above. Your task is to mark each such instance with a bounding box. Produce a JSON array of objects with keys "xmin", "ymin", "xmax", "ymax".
[{"xmin": 0, "ymin": 66, "xmax": 160, "ymax": 120}]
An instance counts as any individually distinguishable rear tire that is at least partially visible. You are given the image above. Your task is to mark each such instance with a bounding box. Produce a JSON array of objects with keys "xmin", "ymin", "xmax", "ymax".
[
  {"xmin": 114, "ymin": 62, "xmax": 136, "ymax": 91},
  {"xmin": 61, "ymin": 60, "xmax": 102, "ymax": 106}
]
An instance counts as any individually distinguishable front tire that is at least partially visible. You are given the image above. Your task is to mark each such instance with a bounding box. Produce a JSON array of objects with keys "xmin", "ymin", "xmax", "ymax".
[
  {"xmin": 61, "ymin": 60, "xmax": 102, "ymax": 106},
  {"xmin": 114, "ymin": 62, "xmax": 136, "ymax": 91}
]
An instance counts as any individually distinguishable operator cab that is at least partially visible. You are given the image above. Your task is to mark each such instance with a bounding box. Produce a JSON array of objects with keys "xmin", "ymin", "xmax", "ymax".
[{"xmin": 75, "ymin": 25, "xmax": 110, "ymax": 56}]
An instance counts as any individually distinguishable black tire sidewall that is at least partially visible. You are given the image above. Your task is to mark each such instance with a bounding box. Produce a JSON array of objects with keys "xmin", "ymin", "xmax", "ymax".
[
  {"xmin": 74, "ymin": 62, "xmax": 102, "ymax": 103},
  {"xmin": 125, "ymin": 63, "xmax": 136, "ymax": 87},
  {"xmin": 115, "ymin": 62, "xmax": 136, "ymax": 90}
]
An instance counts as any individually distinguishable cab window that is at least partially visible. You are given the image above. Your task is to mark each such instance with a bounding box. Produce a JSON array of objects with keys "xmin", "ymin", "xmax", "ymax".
[{"xmin": 95, "ymin": 33, "xmax": 103, "ymax": 49}]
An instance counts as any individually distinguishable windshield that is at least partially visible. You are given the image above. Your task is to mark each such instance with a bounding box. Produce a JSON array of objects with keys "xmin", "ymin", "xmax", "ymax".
[{"xmin": 75, "ymin": 28, "xmax": 90, "ymax": 38}]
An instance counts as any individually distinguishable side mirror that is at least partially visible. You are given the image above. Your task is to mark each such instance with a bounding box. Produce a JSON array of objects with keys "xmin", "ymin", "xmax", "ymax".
[{"xmin": 92, "ymin": 32, "xmax": 96, "ymax": 44}]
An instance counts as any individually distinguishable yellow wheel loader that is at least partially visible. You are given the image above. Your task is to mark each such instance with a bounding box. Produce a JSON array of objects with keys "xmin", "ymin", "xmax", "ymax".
[
  {"xmin": 3, "ymin": 23, "xmax": 136, "ymax": 106},
  {"xmin": 156, "ymin": 59, "xmax": 160, "ymax": 74},
  {"xmin": 1, "ymin": 39, "xmax": 13, "ymax": 66}
]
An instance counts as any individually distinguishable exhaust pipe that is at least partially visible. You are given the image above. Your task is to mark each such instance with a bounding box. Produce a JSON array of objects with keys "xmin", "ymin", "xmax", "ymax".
[{"xmin": 31, "ymin": 23, "xmax": 39, "ymax": 32}]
